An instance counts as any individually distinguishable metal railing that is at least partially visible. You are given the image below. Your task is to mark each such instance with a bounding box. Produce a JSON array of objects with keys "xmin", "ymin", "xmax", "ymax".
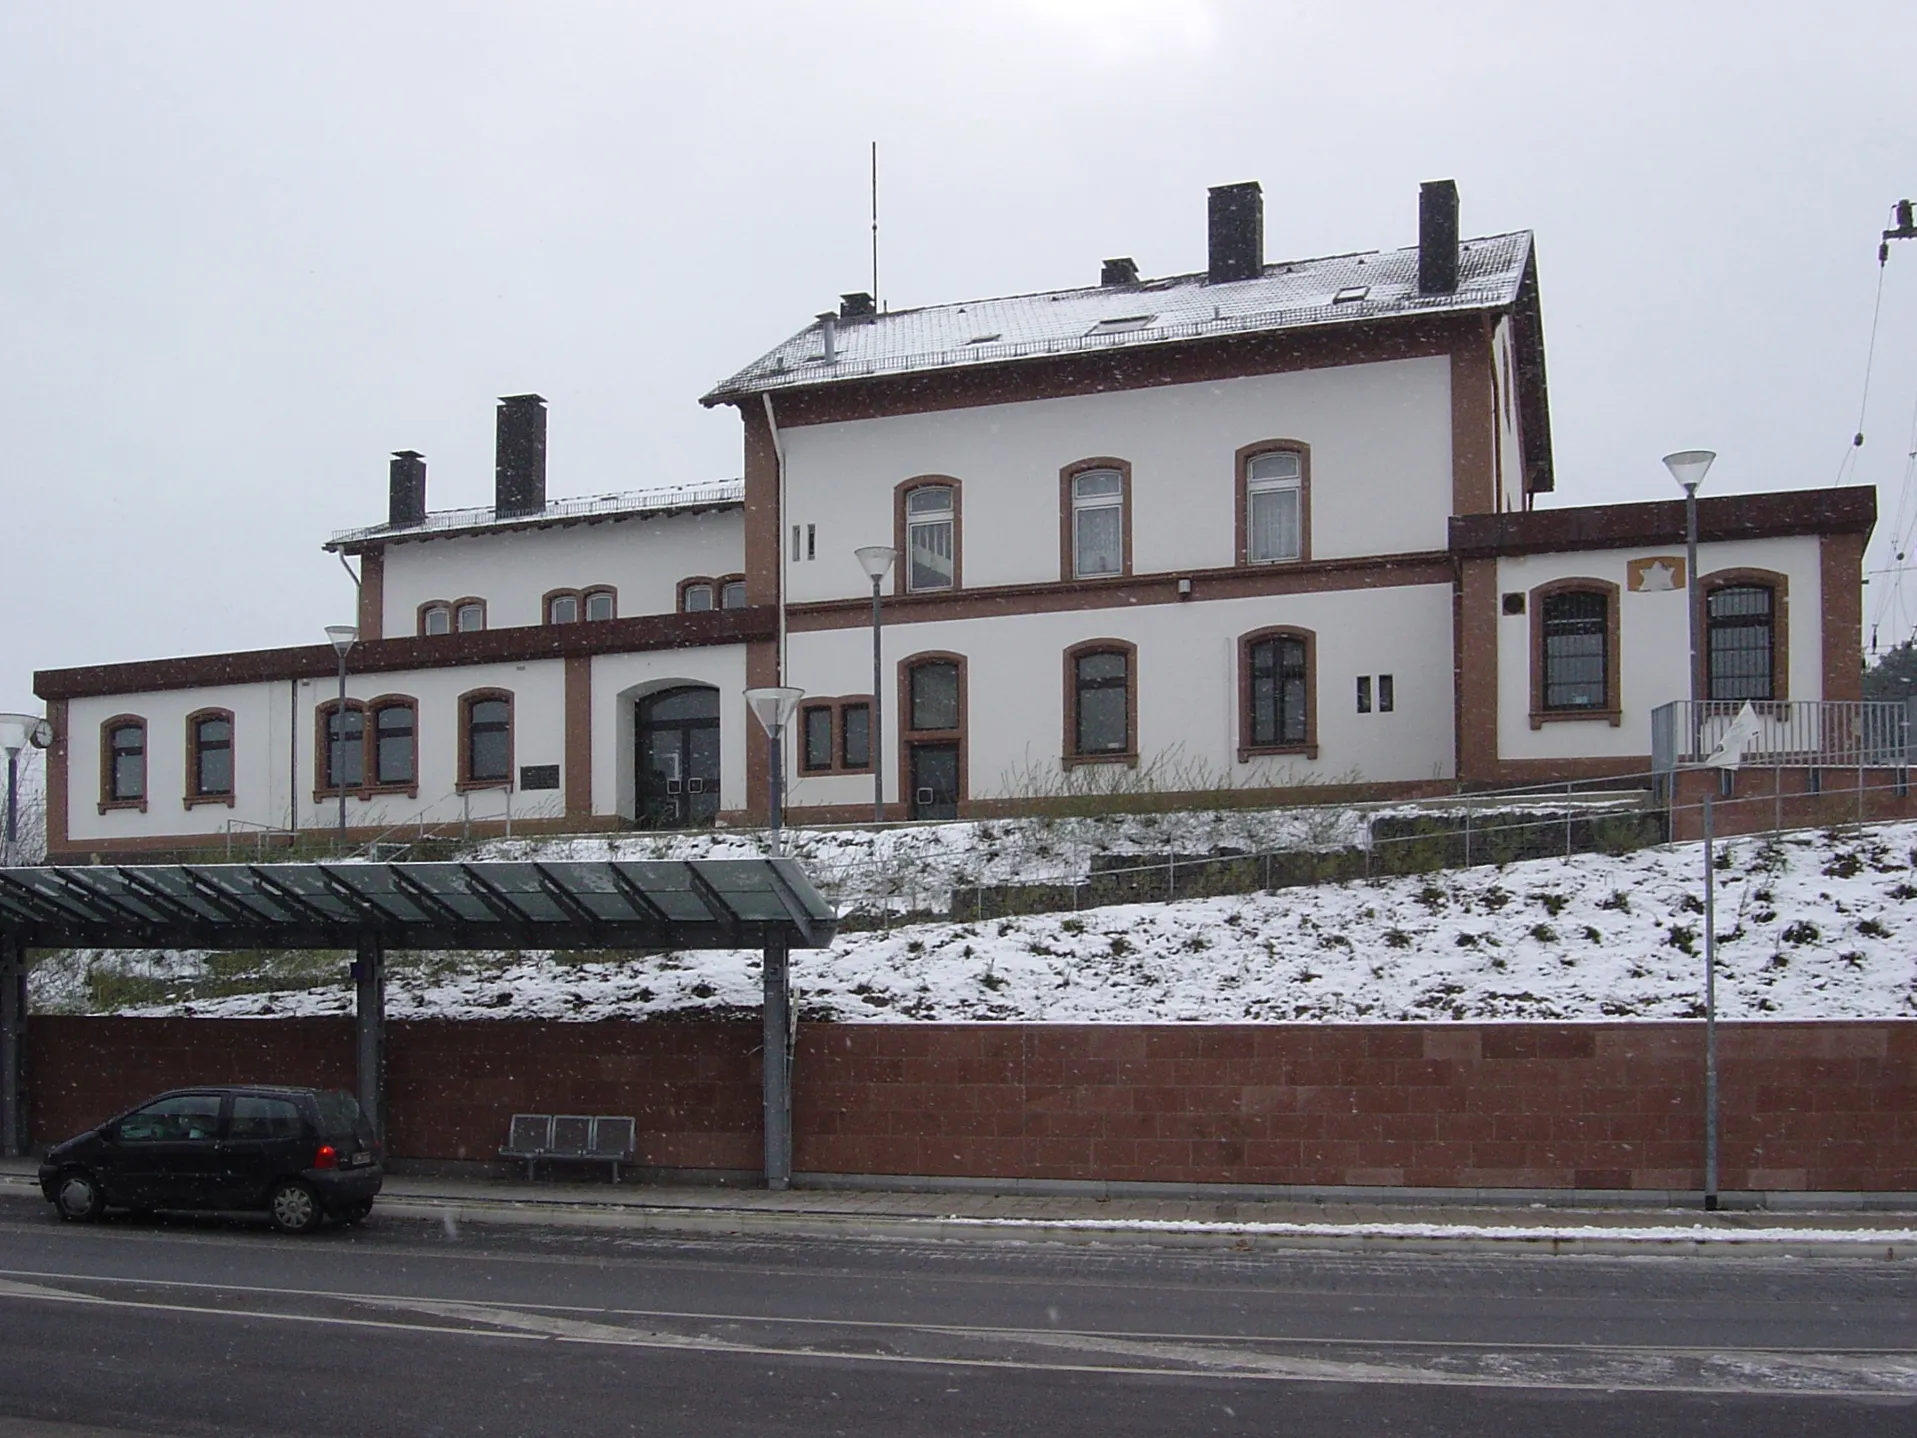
[{"xmin": 1651, "ymin": 699, "xmax": 1913, "ymax": 776}]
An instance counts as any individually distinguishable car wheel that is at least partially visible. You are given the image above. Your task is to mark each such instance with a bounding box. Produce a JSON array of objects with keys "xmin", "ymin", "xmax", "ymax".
[
  {"xmin": 267, "ymin": 1179, "xmax": 322, "ymax": 1235},
  {"xmin": 335, "ymin": 1200, "xmax": 373, "ymax": 1226},
  {"xmin": 53, "ymin": 1170, "xmax": 105, "ymax": 1223}
]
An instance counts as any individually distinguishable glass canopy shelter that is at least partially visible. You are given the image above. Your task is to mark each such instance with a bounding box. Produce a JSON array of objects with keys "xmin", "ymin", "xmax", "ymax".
[{"xmin": 0, "ymin": 859, "xmax": 837, "ymax": 1188}]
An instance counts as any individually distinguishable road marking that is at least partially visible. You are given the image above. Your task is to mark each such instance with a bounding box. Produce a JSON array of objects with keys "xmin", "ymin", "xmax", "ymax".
[
  {"xmin": 0, "ymin": 1266, "xmax": 1911, "ymax": 1359},
  {"xmin": 0, "ymin": 1268, "xmax": 1913, "ymax": 1397}
]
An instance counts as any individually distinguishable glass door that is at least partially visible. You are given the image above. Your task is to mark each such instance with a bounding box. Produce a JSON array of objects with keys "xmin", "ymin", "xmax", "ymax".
[{"xmin": 636, "ymin": 686, "xmax": 721, "ymax": 827}]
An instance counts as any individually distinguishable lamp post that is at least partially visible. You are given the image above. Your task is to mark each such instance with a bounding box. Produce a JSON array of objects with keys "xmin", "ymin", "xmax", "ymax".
[
  {"xmin": 0, "ymin": 714, "xmax": 51, "ymax": 868},
  {"xmin": 1665, "ymin": 448, "xmax": 1720, "ymax": 1209},
  {"xmin": 743, "ymin": 686, "xmax": 805, "ymax": 857},
  {"xmin": 742, "ymin": 683, "xmax": 804, "ymax": 1191},
  {"xmin": 324, "ymin": 625, "xmax": 358, "ymax": 848},
  {"xmin": 853, "ymin": 546, "xmax": 898, "ymax": 824}
]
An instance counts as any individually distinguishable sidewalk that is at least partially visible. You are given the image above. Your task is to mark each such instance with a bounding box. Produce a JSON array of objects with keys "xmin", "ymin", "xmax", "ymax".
[{"xmin": 7, "ymin": 1157, "xmax": 1916, "ymax": 1257}]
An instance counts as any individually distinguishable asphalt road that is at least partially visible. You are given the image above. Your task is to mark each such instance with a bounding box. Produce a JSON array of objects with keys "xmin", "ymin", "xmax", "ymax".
[{"xmin": 0, "ymin": 1202, "xmax": 1914, "ymax": 1436}]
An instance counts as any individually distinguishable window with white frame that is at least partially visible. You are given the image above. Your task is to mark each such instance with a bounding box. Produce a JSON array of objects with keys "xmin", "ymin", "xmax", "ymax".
[
  {"xmin": 1071, "ymin": 469, "xmax": 1124, "ymax": 578},
  {"xmin": 906, "ymin": 485, "xmax": 956, "ymax": 592},
  {"xmin": 1245, "ymin": 450, "xmax": 1303, "ymax": 563}
]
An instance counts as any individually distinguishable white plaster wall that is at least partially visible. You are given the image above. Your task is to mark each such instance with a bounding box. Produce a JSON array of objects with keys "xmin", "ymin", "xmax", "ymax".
[
  {"xmin": 280, "ymin": 659, "xmax": 569, "ymax": 833},
  {"xmin": 377, "ymin": 507, "xmax": 743, "ymax": 635},
  {"xmin": 783, "ymin": 584, "xmax": 1458, "ymax": 808},
  {"xmin": 1495, "ymin": 535, "xmax": 1824, "ymax": 761},
  {"xmin": 775, "ymin": 357, "xmax": 1455, "ymax": 603},
  {"xmin": 65, "ymin": 683, "xmax": 292, "ymax": 845},
  {"xmin": 591, "ymin": 646, "xmax": 750, "ymax": 820}
]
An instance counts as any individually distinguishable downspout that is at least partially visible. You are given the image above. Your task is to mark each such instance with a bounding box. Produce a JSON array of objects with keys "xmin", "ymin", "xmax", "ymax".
[
  {"xmin": 288, "ymin": 678, "xmax": 299, "ymax": 841},
  {"xmin": 761, "ymin": 393, "xmax": 789, "ymax": 685}
]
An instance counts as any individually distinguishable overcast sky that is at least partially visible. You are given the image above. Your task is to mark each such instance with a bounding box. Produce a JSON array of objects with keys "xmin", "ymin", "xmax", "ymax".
[{"xmin": 3, "ymin": 0, "xmax": 1915, "ymax": 714}]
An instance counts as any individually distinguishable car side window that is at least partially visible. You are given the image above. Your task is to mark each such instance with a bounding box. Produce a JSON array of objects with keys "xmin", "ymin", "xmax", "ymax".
[
  {"xmin": 228, "ymin": 1096, "xmax": 305, "ymax": 1141},
  {"xmin": 118, "ymin": 1094, "xmax": 223, "ymax": 1143}
]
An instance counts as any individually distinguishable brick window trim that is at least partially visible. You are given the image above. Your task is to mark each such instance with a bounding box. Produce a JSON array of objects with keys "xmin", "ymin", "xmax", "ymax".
[
  {"xmin": 1234, "ymin": 439, "xmax": 1313, "ymax": 567},
  {"xmin": 418, "ymin": 597, "xmax": 488, "ymax": 637},
  {"xmin": 543, "ymin": 585, "xmax": 619, "ymax": 625},
  {"xmin": 1057, "ymin": 458, "xmax": 1134, "ymax": 583},
  {"xmin": 1529, "ymin": 577, "xmax": 1623, "ymax": 728},
  {"xmin": 1062, "ymin": 639, "xmax": 1139, "ymax": 769},
  {"xmin": 97, "ymin": 713, "xmax": 148, "ymax": 815},
  {"xmin": 893, "ymin": 475, "xmax": 964, "ymax": 596},
  {"xmin": 1236, "ymin": 625, "xmax": 1320, "ymax": 762},
  {"xmin": 182, "ymin": 706, "xmax": 236, "ymax": 809},
  {"xmin": 1701, "ymin": 566, "xmax": 1790, "ymax": 704},
  {"xmin": 796, "ymin": 695, "xmax": 875, "ymax": 775},
  {"xmin": 314, "ymin": 695, "xmax": 422, "ymax": 802},
  {"xmin": 457, "ymin": 687, "xmax": 515, "ymax": 793},
  {"xmin": 896, "ymin": 650, "xmax": 968, "ymax": 807}
]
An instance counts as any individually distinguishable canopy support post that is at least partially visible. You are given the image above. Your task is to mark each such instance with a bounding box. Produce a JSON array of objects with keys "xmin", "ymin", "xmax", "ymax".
[
  {"xmin": 762, "ymin": 935, "xmax": 791, "ymax": 1190},
  {"xmin": 0, "ymin": 934, "xmax": 24, "ymax": 1158},
  {"xmin": 354, "ymin": 933, "xmax": 386, "ymax": 1147}
]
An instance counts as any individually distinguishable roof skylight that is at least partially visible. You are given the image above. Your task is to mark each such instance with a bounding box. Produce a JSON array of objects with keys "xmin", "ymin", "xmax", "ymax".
[
  {"xmin": 1085, "ymin": 315, "xmax": 1156, "ymax": 336},
  {"xmin": 965, "ymin": 333, "xmax": 1002, "ymax": 345},
  {"xmin": 1333, "ymin": 285, "xmax": 1370, "ymax": 303}
]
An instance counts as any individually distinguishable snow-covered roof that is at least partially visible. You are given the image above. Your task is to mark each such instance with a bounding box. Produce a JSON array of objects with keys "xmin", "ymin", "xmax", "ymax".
[
  {"xmin": 325, "ymin": 480, "xmax": 744, "ymax": 552},
  {"xmin": 704, "ymin": 232, "xmax": 1534, "ymax": 403}
]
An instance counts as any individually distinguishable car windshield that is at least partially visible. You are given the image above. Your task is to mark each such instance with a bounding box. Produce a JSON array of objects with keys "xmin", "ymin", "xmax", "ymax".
[{"xmin": 314, "ymin": 1090, "xmax": 363, "ymax": 1136}]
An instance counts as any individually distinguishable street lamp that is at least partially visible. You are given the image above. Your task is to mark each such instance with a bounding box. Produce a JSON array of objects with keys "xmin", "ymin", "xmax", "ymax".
[
  {"xmin": 742, "ymin": 683, "xmax": 804, "ymax": 1193},
  {"xmin": 743, "ymin": 686, "xmax": 805, "ymax": 857},
  {"xmin": 1665, "ymin": 448, "xmax": 1724, "ymax": 1211},
  {"xmin": 853, "ymin": 546, "xmax": 898, "ymax": 824},
  {"xmin": 0, "ymin": 714, "xmax": 52, "ymax": 867},
  {"xmin": 324, "ymin": 625, "xmax": 358, "ymax": 847},
  {"xmin": 1664, "ymin": 449, "xmax": 1716, "ymax": 716}
]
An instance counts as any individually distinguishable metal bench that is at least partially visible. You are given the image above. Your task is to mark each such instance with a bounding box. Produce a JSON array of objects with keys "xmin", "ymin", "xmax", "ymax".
[{"xmin": 499, "ymin": 1113, "xmax": 638, "ymax": 1182}]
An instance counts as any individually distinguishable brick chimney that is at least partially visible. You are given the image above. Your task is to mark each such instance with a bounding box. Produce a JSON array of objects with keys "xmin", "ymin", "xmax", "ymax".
[
  {"xmin": 494, "ymin": 395, "xmax": 547, "ymax": 518},
  {"xmin": 388, "ymin": 450, "xmax": 426, "ymax": 528},
  {"xmin": 1207, "ymin": 182, "xmax": 1263, "ymax": 284},
  {"xmin": 1418, "ymin": 180, "xmax": 1460, "ymax": 295}
]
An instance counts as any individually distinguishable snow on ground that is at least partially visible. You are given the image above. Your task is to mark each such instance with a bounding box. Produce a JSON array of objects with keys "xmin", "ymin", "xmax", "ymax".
[
  {"xmin": 44, "ymin": 821, "xmax": 1917, "ymax": 1024},
  {"xmin": 467, "ymin": 805, "xmax": 1380, "ymax": 918}
]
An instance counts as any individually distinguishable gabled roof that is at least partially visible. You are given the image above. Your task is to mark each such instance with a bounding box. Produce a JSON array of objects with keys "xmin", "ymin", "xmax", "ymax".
[
  {"xmin": 703, "ymin": 232, "xmax": 1534, "ymax": 404},
  {"xmin": 324, "ymin": 480, "xmax": 744, "ymax": 553}
]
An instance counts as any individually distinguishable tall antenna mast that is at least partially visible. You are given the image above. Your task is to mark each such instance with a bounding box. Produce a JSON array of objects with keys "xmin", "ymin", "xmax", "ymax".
[{"xmin": 870, "ymin": 141, "xmax": 880, "ymax": 311}]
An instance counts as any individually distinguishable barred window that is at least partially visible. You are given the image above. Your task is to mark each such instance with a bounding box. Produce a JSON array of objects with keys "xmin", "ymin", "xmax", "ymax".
[
  {"xmin": 1541, "ymin": 591, "xmax": 1609, "ymax": 711},
  {"xmin": 1708, "ymin": 584, "xmax": 1775, "ymax": 702}
]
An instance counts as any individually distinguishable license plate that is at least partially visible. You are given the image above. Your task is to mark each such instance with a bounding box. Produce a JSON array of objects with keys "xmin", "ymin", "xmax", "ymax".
[{"xmin": 349, "ymin": 1151, "xmax": 373, "ymax": 1167}]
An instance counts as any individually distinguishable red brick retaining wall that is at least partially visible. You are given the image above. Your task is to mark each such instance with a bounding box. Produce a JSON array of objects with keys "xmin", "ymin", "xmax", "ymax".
[{"xmin": 27, "ymin": 1018, "xmax": 1917, "ymax": 1193}]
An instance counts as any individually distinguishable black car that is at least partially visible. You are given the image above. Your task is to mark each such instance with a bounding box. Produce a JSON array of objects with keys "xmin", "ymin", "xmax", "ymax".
[{"xmin": 38, "ymin": 1085, "xmax": 383, "ymax": 1234}]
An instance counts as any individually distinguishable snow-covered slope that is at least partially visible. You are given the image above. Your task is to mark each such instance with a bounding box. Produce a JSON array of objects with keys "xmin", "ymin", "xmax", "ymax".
[{"xmin": 42, "ymin": 822, "xmax": 1917, "ymax": 1024}]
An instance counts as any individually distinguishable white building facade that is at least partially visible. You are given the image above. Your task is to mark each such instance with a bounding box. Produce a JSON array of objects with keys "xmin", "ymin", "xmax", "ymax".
[{"xmin": 33, "ymin": 181, "xmax": 1873, "ymax": 862}]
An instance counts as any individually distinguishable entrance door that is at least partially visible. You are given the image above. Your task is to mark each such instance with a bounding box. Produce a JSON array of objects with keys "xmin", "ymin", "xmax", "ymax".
[
  {"xmin": 908, "ymin": 742, "xmax": 959, "ymax": 820},
  {"xmin": 637, "ymin": 685, "xmax": 721, "ymax": 827}
]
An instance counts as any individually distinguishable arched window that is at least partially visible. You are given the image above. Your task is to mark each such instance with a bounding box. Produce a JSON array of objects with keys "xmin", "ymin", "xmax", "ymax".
[
  {"xmin": 896, "ymin": 478, "xmax": 960, "ymax": 593},
  {"xmin": 1064, "ymin": 642, "xmax": 1136, "ymax": 763},
  {"xmin": 185, "ymin": 709, "xmax": 234, "ymax": 804},
  {"xmin": 1239, "ymin": 628, "xmax": 1316, "ymax": 758},
  {"xmin": 584, "ymin": 587, "xmax": 617, "ymax": 622},
  {"xmin": 454, "ymin": 599, "xmax": 487, "ymax": 633},
  {"xmin": 419, "ymin": 603, "xmax": 452, "ymax": 637},
  {"xmin": 545, "ymin": 590, "xmax": 581, "ymax": 625},
  {"xmin": 1528, "ymin": 580, "xmax": 1621, "ymax": 726},
  {"xmin": 317, "ymin": 699, "xmax": 366, "ymax": 794},
  {"xmin": 1237, "ymin": 443, "xmax": 1309, "ymax": 565},
  {"xmin": 719, "ymin": 576, "xmax": 748, "ymax": 610},
  {"xmin": 460, "ymin": 691, "xmax": 513, "ymax": 789},
  {"xmin": 679, "ymin": 578, "xmax": 716, "ymax": 613},
  {"xmin": 1062, "ymin": 461, "xmax": 1130, "ymax": 579},
  {"xmin": 369, "ymin": 698, "xmax": 418, "ymax": 789},
  {"xmin": 1705, "ymin": 572, "xmax": 1786, "ymax": 702},
  {"xmin": 100, "ymin": 716, "xmax": 147, "ymax": 811}
]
